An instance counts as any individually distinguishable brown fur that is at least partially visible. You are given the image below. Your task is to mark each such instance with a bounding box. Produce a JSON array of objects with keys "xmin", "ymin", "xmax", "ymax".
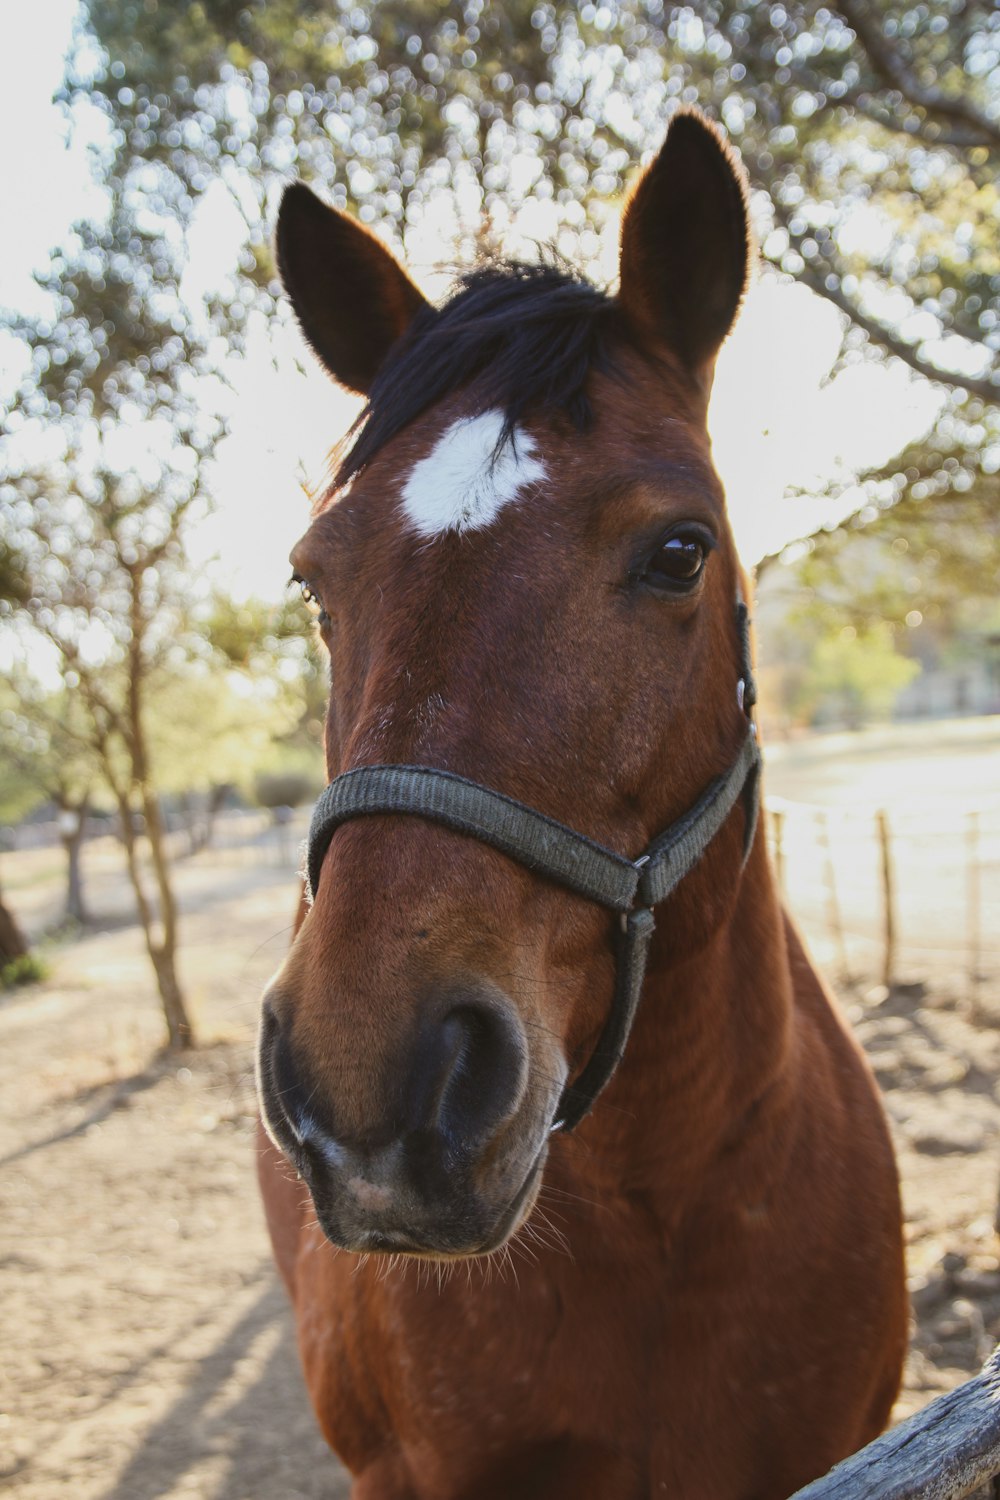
[{"xmin": 257, "ymin": 111, "xmax": 906, "ymax": 1499}]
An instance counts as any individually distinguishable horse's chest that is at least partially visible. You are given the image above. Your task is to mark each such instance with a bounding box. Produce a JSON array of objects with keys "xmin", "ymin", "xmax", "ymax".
[{"xmin": 317, "ymin": 1258, "xmax": 663, "ymax": 1492}]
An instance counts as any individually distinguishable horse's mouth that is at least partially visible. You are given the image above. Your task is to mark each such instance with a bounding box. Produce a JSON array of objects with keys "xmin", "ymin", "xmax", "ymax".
[
  {"xmin": 308, "ymin": 1140, "xmax": 549, "ymax": 1261},
  {"xmin": 469, "ymin": 1145, "xmax": 547, "ymax": 1254}
]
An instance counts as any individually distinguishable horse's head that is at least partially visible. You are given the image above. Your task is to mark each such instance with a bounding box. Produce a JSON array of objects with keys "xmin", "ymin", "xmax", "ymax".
[{"xmin": 259, "ymin": 110, "xmax": 756, "ymax": 1257}]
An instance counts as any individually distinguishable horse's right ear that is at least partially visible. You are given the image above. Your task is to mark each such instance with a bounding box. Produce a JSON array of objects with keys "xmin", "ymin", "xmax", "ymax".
[{"xmin": 275, "ymin": 184, "xmax": 429, "ymax": 395}]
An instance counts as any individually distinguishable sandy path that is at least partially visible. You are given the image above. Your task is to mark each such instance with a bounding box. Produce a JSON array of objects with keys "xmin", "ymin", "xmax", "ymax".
[{"xmin": 1, "ymin": 858, "xmax": 347, "ymax": 1499}]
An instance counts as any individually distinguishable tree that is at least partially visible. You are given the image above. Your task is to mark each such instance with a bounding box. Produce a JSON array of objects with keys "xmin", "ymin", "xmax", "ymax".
[
  {"xmin": 5, "ymin": 458, "xmax": 209, "ymax": 1048},
  {"xmin": 0, "ymin": 682, "xmax": 98, "ymax": 925},
  {"xmin": 2, "ymin": 143, "xmax": 223, "ymax": 1044},
  {"xmin": 69, "ymin": 1, "xmax": 997, "ymax": 403},
  {"xmin": 0, "ymin": 884, "xmax": 29, "ymax": 972},
  {"xmin": 770, "ymin": 616, "xmax": 921, "ymax": 727},
  {"xmin": 144, "ymin": 647, "xmax": 322, "ymax": 853},
  {"xmin": 201, "ymin": 591, "xmax": 328, "ymax": 756},
  {"xmin": 53, "ymin": 1, "xmax": 997, "ymax": 601},
  {"xmin": 758, "ymin": 410, "xmax": 1000, "ymax": 712},
  {"xmin": 785, "ymin": 484, "xmax": 1000, "ymax": 639}
]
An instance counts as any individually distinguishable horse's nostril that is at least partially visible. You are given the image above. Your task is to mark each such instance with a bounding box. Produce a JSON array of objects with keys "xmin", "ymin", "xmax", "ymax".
[
  {"xmin": 428, "ymin": 1001, "xmax": 528, "ymax": 1147},
  {"xmin": 259, "ymin": 1003, "xmax": 328, "ymax": 1155}
]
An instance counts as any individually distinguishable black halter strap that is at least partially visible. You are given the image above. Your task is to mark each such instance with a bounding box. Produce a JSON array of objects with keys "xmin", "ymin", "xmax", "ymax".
[{"xmin": 306, "ymin": 600, "xmax": 761, "ymax": 1133}]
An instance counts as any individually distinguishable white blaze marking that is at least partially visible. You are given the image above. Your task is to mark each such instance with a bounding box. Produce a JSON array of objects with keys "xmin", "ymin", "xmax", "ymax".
[{"xmin": 401, "ymin": 408, "xmax": 546, "ymax": 537}]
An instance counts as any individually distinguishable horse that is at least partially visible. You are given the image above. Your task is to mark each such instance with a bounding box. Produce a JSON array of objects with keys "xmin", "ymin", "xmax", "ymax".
[{"xmin": 256, "ymin": 108, "xmax": 907, "ymax": 1500}]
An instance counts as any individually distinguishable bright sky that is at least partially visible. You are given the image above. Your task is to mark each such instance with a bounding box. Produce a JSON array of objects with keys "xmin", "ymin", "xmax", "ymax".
[{"xmin": 1, "ymin": 3, "xmax": 944, "ymax": 604}]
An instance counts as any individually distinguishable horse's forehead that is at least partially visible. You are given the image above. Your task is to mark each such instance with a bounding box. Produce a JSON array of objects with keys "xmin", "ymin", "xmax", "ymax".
[
  {"xmin": 399, "ymin": 409, "xmax": 547, "ymax": 539},
  {"xmin": 306, "ymin": 373, "xmax": 719, "ymax": 568},
  {"xmin": 390, "ymin": 388, "xmax": 713, "ymax": 539}
]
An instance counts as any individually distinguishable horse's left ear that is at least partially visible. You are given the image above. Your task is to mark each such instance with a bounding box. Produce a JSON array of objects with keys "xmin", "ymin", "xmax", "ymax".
[{"xmin": 618, "ymin": 109, "xmax": 751, "ymax": 391}]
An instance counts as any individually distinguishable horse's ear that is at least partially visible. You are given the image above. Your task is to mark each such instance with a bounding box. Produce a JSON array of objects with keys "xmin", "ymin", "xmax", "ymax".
[
  {"xmin": 276, "ymin": 183, "xmax": 429, "ymax": 395},
  {"xmin": 618, "ymin": 109, "xmax": 751, "ymax": 390}
]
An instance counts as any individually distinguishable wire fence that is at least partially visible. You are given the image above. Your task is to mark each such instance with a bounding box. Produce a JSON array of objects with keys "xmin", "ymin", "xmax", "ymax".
[
  {"xmin": 14, "ymin": 798, "xmax": 996, "ymax": 1005},
  {"xmin": 206, "ymin": 801, "xmax": 1000, "ymax": 1006},
  {"xmin": 169, "ymin": 803, "xmax": 1000, "ymax": 1005},
  {"xmin": 766, "ymin": 796, "xmax": 1000, "ymax": 1005}
]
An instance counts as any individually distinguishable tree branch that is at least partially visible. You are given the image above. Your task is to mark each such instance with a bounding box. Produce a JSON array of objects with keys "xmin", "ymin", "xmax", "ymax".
[
  {"xmin": 777, "ymin": 50, "xmax": 998, "ymax": 153},
  {"xmin": 755, "ymin": 185, "xmax": 1000, "ymax": 404},
  {"xmin": 833, "ymin": 0, "xmax": 1000, "ymax": 147},
  {"xmin": 797, "ymin": 264, "xmax": 999, "ymax": 402},
  {"xmin": 829, "ymin": 86, "xmax": 998, "ymax": 152}
]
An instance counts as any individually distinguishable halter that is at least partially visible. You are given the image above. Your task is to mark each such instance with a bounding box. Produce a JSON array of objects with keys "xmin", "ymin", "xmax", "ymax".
[{"xmin": 305, "ymin": 599, "xmax": 761, "ymax": 1134}]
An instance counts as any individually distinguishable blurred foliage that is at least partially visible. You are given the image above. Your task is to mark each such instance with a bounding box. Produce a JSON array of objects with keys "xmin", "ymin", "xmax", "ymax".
[
  {"xmin": 0, "ymin": 630, "xmax": 319, "ymax": 822},
  {"xmin": 141, "ymin": 668, "xmax": 311, "ymax": 798},
  {"xmin": 202, "ymin": 592, "xmax": 328, "ymax": 755},
  {"xmin": 0, "ymin": 953, "xmax": 49, "ymax": 991},
  {"xmin": 66, "ymin": 0, "xmax": 999, "ymax": 400},
  {"xmin": 779, "ymin": 426, "xmax": 1000, "ymax": 631},
  {"xmin": 0, "ymin": 680, "xmax": 99, "ymax": 824},
  {"xmin": 254, "ymin": 768, "xmax": 321, "ymax": 810},
  {"xmin": 766, "ymin": 617, "xmax": 921, "ymax": 727},
  {"xmin": 0, "ymin": 537, "xmax": 29, "ymax": 607},
  {"xmin": 757, "ymin": 429, "xmax": 1000, "ymax": 727}
]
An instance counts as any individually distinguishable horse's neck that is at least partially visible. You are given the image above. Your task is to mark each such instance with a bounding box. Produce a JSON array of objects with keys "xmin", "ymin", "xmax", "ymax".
[{"xmin": 559, "ymin": 833, "xmax": 796, "ymax": 1213}]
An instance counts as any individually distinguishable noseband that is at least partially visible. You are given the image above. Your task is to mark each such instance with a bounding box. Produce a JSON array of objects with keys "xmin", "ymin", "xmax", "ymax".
[{"xmin": 305, "ymin": 600, "xmax": 761, "ymax": 1133}]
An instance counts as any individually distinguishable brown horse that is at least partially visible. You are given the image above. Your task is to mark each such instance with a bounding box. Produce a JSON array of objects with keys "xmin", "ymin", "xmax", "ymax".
[{"xmin": 257, "ymin": 109, "xmax": 907, "ymax": 1500}]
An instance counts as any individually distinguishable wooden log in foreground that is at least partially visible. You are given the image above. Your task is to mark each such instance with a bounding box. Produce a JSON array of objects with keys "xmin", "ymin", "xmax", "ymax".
[{"xmin": 789, "ymin": 1347, "xmax": 1000, "ymax": 1500}]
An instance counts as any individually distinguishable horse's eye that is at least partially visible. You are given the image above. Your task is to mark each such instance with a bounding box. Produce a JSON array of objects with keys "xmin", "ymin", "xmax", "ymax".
[
  {"xmin": 291, "ymin": 573, "xmax": 329, "ymax": 623},
  {"xmin": 642, "ymin": 531, "xmax": 712, "ymax": 592}
]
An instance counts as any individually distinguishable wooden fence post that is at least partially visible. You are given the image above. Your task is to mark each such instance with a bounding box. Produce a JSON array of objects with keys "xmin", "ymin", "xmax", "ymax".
[
  {"xmin": 787, "ymin": 1343, "xmax": 1000, "ymax": 1499},
  {"xmin": 875, "ymin": 809, "xmax": 895, "ymax": 993},
  {"xmin": 815, "ymin": 809, "xmax": 849, "ymax": 982},
  {"xmin": 967, "ymin": 810, "xmax": 981, "ymax": 1014},
  {"xmin": 771, "ymin": 806, "xmax": 786, "ymax": 896}
]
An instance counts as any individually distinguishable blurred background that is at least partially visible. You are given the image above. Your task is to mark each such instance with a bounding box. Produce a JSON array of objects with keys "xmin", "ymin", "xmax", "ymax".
[{"xmin": 1, "ymin": 5, "xmax": 998, "ymax": 1499}]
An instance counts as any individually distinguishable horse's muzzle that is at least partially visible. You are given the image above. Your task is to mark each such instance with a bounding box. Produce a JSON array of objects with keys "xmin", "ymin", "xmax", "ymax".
[{"xmin": 257, "ymin": 988, "xmax": 547, "ymax": 1256}]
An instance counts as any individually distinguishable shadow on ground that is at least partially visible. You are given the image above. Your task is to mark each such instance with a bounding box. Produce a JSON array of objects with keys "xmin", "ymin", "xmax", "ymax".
[{"xmin": 96, "ymin": 1276, "xmax": 349, "ymax": 1500}]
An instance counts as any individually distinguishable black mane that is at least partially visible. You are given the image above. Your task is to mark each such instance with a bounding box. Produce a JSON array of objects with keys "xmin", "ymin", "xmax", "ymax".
[{"xmin": 334, "ymin": 261, "xmax": 619, "ymax": 487}]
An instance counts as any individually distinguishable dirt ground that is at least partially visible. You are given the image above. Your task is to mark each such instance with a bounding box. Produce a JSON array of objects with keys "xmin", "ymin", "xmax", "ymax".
[{"xmin": 2, "ymin": 761, "xmax": 1000, "ymax": 1499}]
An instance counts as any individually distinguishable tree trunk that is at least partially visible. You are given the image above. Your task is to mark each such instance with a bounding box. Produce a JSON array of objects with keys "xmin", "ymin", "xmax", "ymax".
[
  {"xmin": 60, "ymin": 802, "xmax": 89, "ymax": 924},
  {"xmin": 150, "ymin": 943, "xmax": 195, "ymax": 1050},
  {"xmin": 113, "ymin": 788, "xmax": 197, "ymax": 1051},
  {"xmin": 120, "ymin": 573, "xmax": 197, "ymax": 1050},
  {"xmin": 179, "ymin": 791, "xmax": 196, "ymax": 856},
  {"xmin": 139, "ymin": 786, "xmax": 193, "ymax": 1049},
  {"xmin": 203, "ymin": 782, "xmax": 229, "ymax": 851},
  {"xmin": 0, "ymin": 885, "xmax": 28, "ymax": 966}
]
